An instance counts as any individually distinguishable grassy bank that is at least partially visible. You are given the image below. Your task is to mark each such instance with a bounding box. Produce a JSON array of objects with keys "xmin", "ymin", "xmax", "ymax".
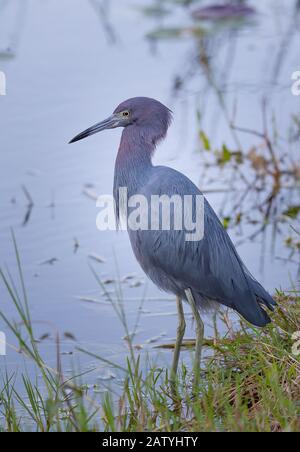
[{"xmin": 0, "ymin": 237, "xmax": 299, "ymax": 432}]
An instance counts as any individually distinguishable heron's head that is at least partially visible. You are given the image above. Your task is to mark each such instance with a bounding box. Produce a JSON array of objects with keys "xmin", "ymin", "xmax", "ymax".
[{"xmin": 69, "ymin": 97, "xmax": 172, "ymax": 145}]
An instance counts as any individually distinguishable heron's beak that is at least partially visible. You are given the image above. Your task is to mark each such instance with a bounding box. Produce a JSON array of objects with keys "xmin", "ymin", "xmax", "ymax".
[{"xmin": 69, "ymin": 114, "xmax": 120, "ymax": 144}]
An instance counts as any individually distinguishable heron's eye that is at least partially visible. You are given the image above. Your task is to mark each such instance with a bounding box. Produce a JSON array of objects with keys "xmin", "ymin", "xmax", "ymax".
[{"xmin": 122, "ymin": 110, "xmax": 130, "ymax": 117}]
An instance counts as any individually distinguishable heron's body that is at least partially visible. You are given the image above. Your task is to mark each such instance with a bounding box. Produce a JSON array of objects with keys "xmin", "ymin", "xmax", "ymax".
[
  {"xmin": 113, "ymin": 122, "xmax": 275, "ymax": 327},
  {"xmin": 70, "ymin": 96, "xmax": 276, "ymax": 378}
]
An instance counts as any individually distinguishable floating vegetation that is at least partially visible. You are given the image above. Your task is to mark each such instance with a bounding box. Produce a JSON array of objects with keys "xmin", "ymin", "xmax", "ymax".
[
  {"xmin": 88, "ymin": 253, "xmax": 106, "ymax": 264},
  {"xmin": 21, "ymin": 185, "xmax": 34, "ymax": 227},
  {"xmin": 82, "ymin": 187, "xmax": 99, "ymax": 201},
  {"xmin": 38, "ymin": 257, "xmax": 58, "ymax": 266},
  {"xmin": 191, "ymin": 4, "xmax": 256, "ymax": 21},
  {"xmin": 147, "ymin": 26, "xmax": 207, "ymax": 40},
  {"xmin": 137, "ymin": 5, "xmax": 171, "ymax": 18}
]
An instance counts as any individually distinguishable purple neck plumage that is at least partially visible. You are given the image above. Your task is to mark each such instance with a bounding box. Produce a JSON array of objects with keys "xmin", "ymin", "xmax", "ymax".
[{"xmin": 114, "ymin": 120, "xmax": 169, "ymax": 195}]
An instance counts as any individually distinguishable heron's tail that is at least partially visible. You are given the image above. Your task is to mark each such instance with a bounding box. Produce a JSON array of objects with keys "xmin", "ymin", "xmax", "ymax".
[{"xmin": 237, "ymin": 276, "xmax": 277, "ymax": 327}]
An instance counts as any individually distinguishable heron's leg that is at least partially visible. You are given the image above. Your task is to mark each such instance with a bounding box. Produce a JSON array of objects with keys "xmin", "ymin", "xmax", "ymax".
[
  {"xmin": 171, "ymin": 296, "xmax": 186, "ymax": 382},
  {"xmin": 185, "ymin": 288, "xmax": 204, "ymax": 379}
]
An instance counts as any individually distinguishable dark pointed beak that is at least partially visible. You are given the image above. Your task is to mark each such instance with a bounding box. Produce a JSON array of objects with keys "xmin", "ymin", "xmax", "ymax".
[{"xmin": 69, "ymin": 114, "xmax": 120, "ymax": 144}]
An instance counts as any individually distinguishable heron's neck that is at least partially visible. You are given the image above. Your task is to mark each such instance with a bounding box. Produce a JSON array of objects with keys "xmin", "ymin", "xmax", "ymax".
[{"xmin": 114, "ymin": 126, "xmax": 154, "ymax": 195}]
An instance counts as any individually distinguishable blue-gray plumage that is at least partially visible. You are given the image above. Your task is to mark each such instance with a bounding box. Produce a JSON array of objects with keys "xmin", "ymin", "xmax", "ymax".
[{"xmin": 70, "ymin": 97, "xmax": 276, "ymax": 377}]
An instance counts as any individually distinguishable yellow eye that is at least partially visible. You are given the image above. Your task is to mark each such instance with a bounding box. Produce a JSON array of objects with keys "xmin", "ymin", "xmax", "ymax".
[{"xmin": 122, "ymin": 110, "xmax": 130, "ymax": 117}]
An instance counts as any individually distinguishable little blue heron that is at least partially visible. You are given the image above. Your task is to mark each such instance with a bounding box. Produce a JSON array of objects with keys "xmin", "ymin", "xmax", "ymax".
[{"xmin": 70, "ymin": 97, "xmax": 276, "ymax": 379}]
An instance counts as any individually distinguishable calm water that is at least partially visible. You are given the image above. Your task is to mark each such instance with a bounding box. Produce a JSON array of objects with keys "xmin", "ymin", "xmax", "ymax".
[{"xmin": 0, "ymin": 0, "xmax": 299, "ymax": 384}]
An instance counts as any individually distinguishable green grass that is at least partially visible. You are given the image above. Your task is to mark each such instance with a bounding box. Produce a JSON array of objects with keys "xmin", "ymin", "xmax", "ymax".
[{"xmin": 0, "ymin": 233, "xmax": 299, "ymax": 432}]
